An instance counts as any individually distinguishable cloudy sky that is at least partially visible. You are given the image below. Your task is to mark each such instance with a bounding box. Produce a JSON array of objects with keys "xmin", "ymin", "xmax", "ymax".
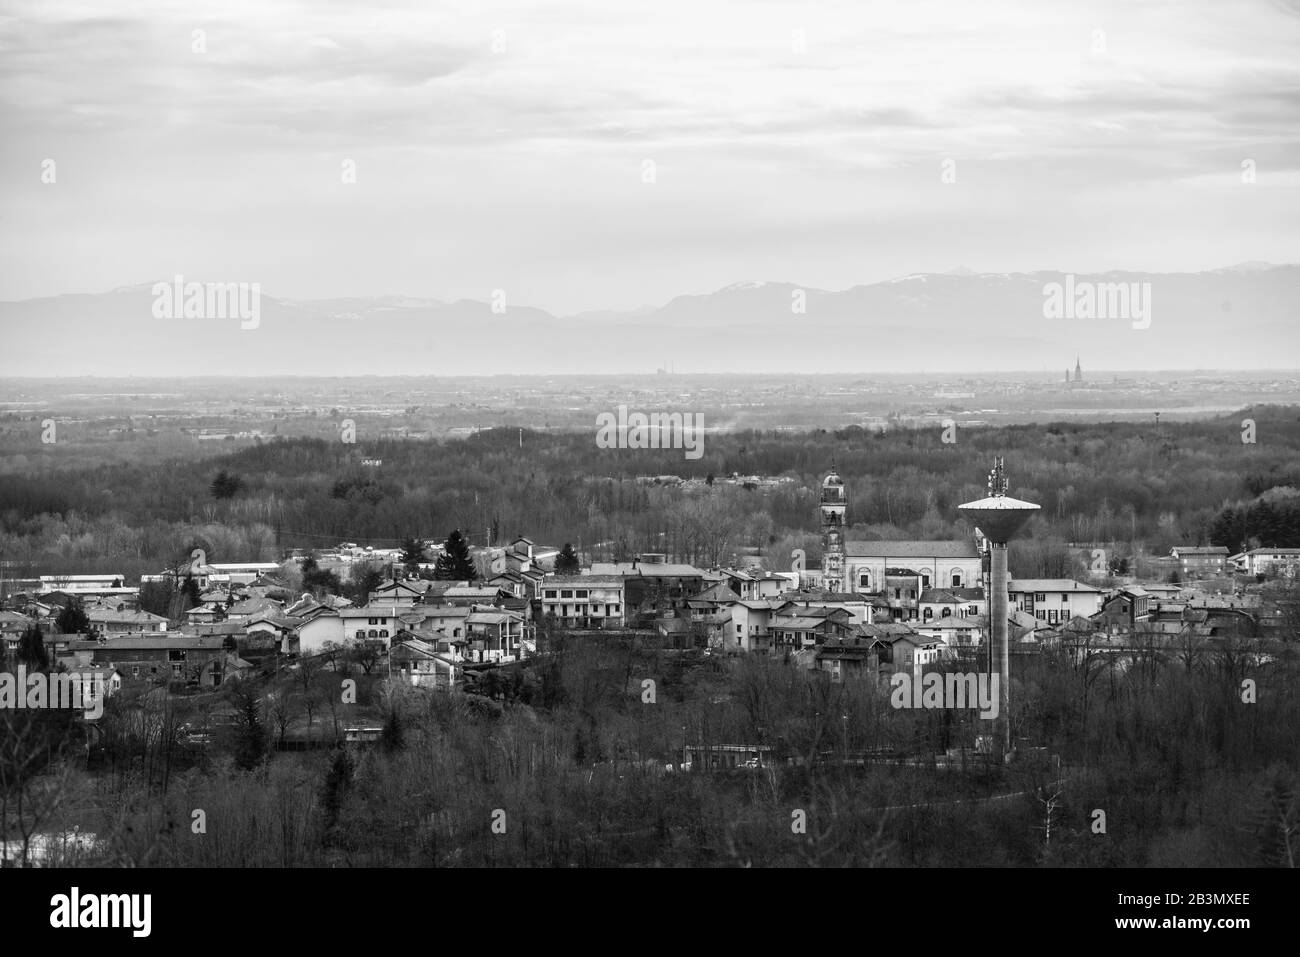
[{"xmin": 2, "ymin": 0, "xmax": 1298, "ymax": 313}]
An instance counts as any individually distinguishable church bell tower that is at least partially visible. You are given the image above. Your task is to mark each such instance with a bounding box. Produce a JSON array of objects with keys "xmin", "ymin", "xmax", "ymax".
[{"xmin": 820, "ymin": 464, "xmax": 847, "ymax": 592}]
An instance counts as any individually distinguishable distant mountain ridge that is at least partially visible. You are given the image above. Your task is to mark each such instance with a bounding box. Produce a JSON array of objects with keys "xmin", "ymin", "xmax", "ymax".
[{"xmin": 3, "ymin": 265, "xmax": 1296, "ymax": 376}]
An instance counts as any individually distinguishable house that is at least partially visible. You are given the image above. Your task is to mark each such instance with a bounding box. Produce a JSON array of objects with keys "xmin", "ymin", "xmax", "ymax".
[
  {"xmin": 465, "ymin": 610, "xmax": 526, "ymax": 663},
  {"xmin": 713, "ymin": 568, "xmax": 788, "ymax": 601},
  {"xmin": 1234, "ymin": 547, "xmax": 1300, "ymax": 578},
  {"xmin": 918, "ymin": 587, "xmax": 985, "ymax": 623},
  {"xmin": 367, "ymin": 579, "xmax": 429, "ymax": 610},
  {"xmin": 868, "ymin": 624, "xmax": 943, "ymax": 677},
  {"xmin": 440, "ymin": 585, "xmax": 515, "ymax": 606},
  {"xmin": 284, "ymin": 593, "xmax": 353, "ymax": 617},
  {"xmin": 337, "ymin": 607, "xmax": 400, "ymax": 646},
  {"xmin": 296, "ymin": 606, "xmax": 398, "ymax": 655},
  {"xmin": 540, "ymin": 575, "xmax": 627, "ymax": 628},
  {"xmin": 721, "ymin": 599, "xmax": 783, "ymax": 653},
  {"xmin": 587, "ymin": 560, "xmax": 706, "ymax": 615},
  {"xmin": 390, "ymin": 636, "xmax": 460, "ymax": 689},
  {"xmin": 815, "ymin": 635, "xmax": 882, "ymax": 682},
  {"xmin": 223, "ymin": 596, "xmax": 284, "ymax": 620},
  {"xmin": 1006, "ymin": 579, "xmax": 1104, "ymax": 624},
  {"xmin": 777, "ymin": 593, "xmax": 873, "ymax": 625},
  {"xmin": 184, "ymin": 604, "xmax": 222, "ymax": 625},
  {"xmin": 82, "ymin": 663, "xmax": 124, "ymax": 700},
  {"xmin": 405, "ymin": 606, "xmax": 474, "ymax": 646},
  {"xmin": 243, "ymin": 613, "xmax": 303, "ymax": 651},
  {"xmin": 88, "ymin": 635, "xmax": 231, "ymax": 685},
  {"xmin": 913, "ymin": 616, "xmax": 983, "ymax": 656},
  {"xmin": 769, "ymin": 604, "xmax": 857, "ymax": 653},
  {"xmin": 713, "ymin": 568, "xmax": 788, "ymax": 600},
  {"xmin": 86, "ymin": 608, "xmax": 169, "ymax": 635},
  {"xmin": 487, "ymin": 569, "xmax": 545, "ymax": 599},
  {"xmin": 0, "ymin": 610, "xmax": 34, "ymax": 647},
  {"xmin": 1170, "ymin": 546, "xmax": 1230, "ymax": 577},
  {"xmin": 1094, "ymin": 585, "xmax": 1153, "ymax": 631}
]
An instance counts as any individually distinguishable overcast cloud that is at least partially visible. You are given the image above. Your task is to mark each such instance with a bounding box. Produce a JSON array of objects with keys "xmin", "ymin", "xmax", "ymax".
[{"xmin": 2, "ymin": 0, "xmax": 1298, "ymax": 312}]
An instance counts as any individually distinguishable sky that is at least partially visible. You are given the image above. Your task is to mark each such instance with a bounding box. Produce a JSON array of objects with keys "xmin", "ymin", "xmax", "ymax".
[{"xmin": 2, "ymin": 0, "xmax": 1299, "ymax": 314}]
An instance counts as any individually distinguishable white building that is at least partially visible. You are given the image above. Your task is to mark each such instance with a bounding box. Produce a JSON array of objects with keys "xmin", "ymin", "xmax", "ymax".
[
  {"xmin": 1232, "ymin": 547, "xmax": 1300, "ymax": 577},
  {"xmin": 541, "ymin": 575, "xmax": 626, "ymax": 628},
  {"xmin": 1007, "ymin": 579, "xmax": 1104, "ymax": 625}
]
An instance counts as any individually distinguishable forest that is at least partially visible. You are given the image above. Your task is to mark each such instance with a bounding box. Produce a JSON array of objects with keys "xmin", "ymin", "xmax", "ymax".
[
  {"xmin": 1, "ymin": 404, "xmax": 1298, "ymax": 582},
  {"xmin": 3, "ymin": 620, "xmax": 1296, "ymax": 868}
]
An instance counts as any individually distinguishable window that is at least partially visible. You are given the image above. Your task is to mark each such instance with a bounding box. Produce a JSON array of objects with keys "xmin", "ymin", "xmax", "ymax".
[
  {"xmin": 368, "ymin": 617, "xmax": 379, "ymax": 625},
  {"xmin": 951, "ymin": 574, "xmax": 962, "ymax": 588},
  {"xmin": 379, "ymin": 629, "xmax": 389, "ymax": 638},
  {"xmin": 368, "ymin": 629, "xmax": 378, "ymax": 638},
  {"xmin": 355, "ymin": 630, "xmax": 365, "ymax": 639},
  {"xmin": 736, "ymin": 624, "xmax": 743, "ymax": 634},
  {"xmin": 576, "ymin": 590, "xmax": 588, "ymax": 599},
  {"xmin": 561, "ymin": 590, "xmax": 573, "ymax": 599},
  {"xmin": 859, "ymin": 573, "xmax": 871, "ymax": 589},
  {"xmin": 544, "ymin": 590, "xmax": 557, "ymax": 600},
  {"xmin": 1035, "ymin": 593, "xmax": 1046, "ymax": 602}
]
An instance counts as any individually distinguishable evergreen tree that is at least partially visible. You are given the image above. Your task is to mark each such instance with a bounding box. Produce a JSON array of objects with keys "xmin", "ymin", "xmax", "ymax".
[
  {"xmin": 181, "ymin": 575, "xmax": 202, "ymax": 610},
  {"xmin": 210, "ymin": 470, "xmax": 245, "ymax": 499},
  {"xmin": 399, "ymin": 536, "xmax": 426, "ymax": 574},
  {"xmin": 300, "ymin": 557, "xmax": 343, "ymax": 595},
  {"xmin": 555, "ymin": 542, "xmax": 581, "ymax": 574},
  {"xmin": 434, "ymin": 529, "xmax": 476, "ymax": 581},
  {"xmin": 17, "ymin": 623, "xmax": 49, "ymax": 670},
  {"xmin": 321, "ymin": 747, "xmax": 355, "ymax": 834},
  {"xmin": 381, "ymin": 707, "xmax": 405, "ymax": 753},
  {"xmin": 55, "ymin": 597, "xmax": 90, "ymax": 636},
  {"xmin": 232, "ymin": 686, "xmax": 268, "ymax": 770},
  {"xmin": 347, "ymin": 562, "xmax": 386, "ymax": 605}
]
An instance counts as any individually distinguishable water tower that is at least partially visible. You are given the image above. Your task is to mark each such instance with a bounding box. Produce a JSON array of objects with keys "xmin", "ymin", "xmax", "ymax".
[{"xmin": 958, "ymin": 457, "xmax": 1039, "ymax": 759}]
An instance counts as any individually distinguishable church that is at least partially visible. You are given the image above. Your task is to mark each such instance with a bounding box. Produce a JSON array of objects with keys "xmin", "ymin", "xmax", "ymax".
[{"xmin": 819, "ymin": 466, "xmax": 985, "ymax": 621}]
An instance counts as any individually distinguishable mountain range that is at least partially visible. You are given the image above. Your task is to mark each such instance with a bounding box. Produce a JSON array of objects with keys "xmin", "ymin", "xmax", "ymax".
[{"xmin": 2, "ymin": 264, "xmax": 1296, "ymax": 376}]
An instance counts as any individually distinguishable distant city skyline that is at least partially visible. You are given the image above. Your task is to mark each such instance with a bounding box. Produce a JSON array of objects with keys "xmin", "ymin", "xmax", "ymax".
[{"xmin": 3, "ymin": 0, "xmax": 1299, "ymax": 314}]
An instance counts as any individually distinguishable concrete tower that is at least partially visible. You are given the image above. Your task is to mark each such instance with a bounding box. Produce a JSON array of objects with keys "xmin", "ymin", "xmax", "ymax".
[
  {"xmin": 958, "ymin": 458, "xmax": 1039, "ymax": 759},
  {"xmin": 820, "ymin": 464, "xmax": 847, "ymax": 592}
]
